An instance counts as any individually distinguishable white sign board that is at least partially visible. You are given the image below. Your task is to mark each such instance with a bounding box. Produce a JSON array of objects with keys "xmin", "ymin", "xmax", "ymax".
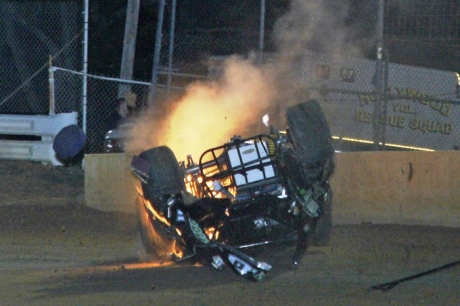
[{"xmin": 300, "ymin": 56, "xmax": 460, "ymax": 150}]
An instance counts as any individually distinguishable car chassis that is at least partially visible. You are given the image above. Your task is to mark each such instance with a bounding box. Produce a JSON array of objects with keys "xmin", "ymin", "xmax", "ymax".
[{"xmin": 131, "ymin": 100, "xmax": 335, "ymax": 281}]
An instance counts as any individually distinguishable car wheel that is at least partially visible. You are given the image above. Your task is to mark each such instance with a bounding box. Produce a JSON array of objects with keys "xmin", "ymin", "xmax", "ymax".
[
  {"xmin": 286, "ymin": 100, "xmax": 334, "ymax": 246},
  {"xmin": 139, "ymin": 146, "xmax": 186, "ymax": 200},
  {"xmin": 286, "ymin": 99, "xmax": 334, "ymax": 167},
  {"xmin": 136, "ymin": 194, "xmax": 178, "ymax": 260}
]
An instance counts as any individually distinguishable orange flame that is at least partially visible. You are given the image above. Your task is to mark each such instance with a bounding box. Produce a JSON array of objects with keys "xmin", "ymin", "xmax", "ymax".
[{"xmin": 126, "ymin": 56, "xmax": 278, "ymax": 161}]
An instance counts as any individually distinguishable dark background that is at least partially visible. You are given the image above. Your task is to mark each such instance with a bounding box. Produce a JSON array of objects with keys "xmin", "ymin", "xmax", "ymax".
[{"xmin": 87, "ymin": 0, "xmax": 459, "ymax": 80}]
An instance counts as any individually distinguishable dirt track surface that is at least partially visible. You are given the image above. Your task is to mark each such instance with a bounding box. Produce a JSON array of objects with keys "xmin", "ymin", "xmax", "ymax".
[{"xmin": 1, "ymin": 160, "xmax": 459, "ymax": 305}]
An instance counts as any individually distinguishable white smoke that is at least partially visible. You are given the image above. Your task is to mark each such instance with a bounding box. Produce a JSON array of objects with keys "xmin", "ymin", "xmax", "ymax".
[
  {"xmin": 125, "ymin": 0, "xmax": 373, "ymax": 160},
  {"xmin": 126, "ymin": 56, "xmax": 278, "ymax": 160},
  {"xmin": 273, "ymin": 0, "xmax": 374, "ymax": 65}
]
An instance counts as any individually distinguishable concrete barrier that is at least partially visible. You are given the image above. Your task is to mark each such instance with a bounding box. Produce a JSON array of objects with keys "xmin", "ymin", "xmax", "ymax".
[
  {"xmin": 331, "ymin": 151, "xmax": 460, "ymax": 227},
  {"xmin": 84, "ymin": 151, "xmax": 460, "ymax": 227},
  {"xmin": 84, "ymin": 153, "xmax": 139, "ymax": 214}
]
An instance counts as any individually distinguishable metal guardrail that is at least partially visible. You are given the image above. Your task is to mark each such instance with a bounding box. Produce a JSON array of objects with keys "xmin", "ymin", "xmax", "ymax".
[{"xmin": 0, "ymin": 112, "xmax": 78, "ymax": 165}]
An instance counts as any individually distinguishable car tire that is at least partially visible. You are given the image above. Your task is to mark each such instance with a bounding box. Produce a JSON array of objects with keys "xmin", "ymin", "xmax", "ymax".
[
  {"xmin": 286, "ymin": 100, "xmax": 334, "ymax": 246},
  {"xmin": 139, "ymin": 146, "xmax": 186, "ymax": 200},
  {"xmin": 286, "ymin": 99, "xmax": 334, "ymax": 166},
  {"xmin": 136, "ymin": 194, "xmax": 177, "ymax": 260}
]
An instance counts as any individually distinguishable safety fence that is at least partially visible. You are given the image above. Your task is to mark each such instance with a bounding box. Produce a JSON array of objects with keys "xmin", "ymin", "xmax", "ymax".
[
  {"xmin": 0, "ymin": 0, "xmax": 82, "ymax": 115},
  {"xmin": 296, "ymin": 55, "xmax": 460, "ymax": 151},
  {"xmin": 1, "ymin": 0, "xmax": 459, "ymax": 155},
  {"xmin": 53, "ymin": 53, "xmax": 460, "ymax": 154},
  {"xmin": 51, "ymin": 67, "xmax": 192, "ymax": 153}
]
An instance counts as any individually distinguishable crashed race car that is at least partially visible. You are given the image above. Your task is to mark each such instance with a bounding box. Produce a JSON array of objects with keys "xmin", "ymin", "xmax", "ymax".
[{"xmin": 130, "ymin": 99, "xmax": 335, "ymax": 281}]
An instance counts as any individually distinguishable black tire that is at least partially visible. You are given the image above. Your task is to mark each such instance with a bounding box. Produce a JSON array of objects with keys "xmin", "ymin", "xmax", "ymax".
[
  {"xmin": 286, "ymin": 100, "xmax": 334, "ymax": 246},
  {"xmin": 136, "ymin": 194, "xmax": 177, "ymax": 260},
  {"xmin": 139, "ymin": 146, "xmax": 185, "ymax": 200},
  {"xmin": 286, "ymin": 100, "xmax": 333, "ymax": 166}
]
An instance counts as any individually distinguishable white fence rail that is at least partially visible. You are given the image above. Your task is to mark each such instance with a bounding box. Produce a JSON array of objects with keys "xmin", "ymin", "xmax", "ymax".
[{"xmin": 0, "ymin": 112, "xmax": 78, "ymax": 165}]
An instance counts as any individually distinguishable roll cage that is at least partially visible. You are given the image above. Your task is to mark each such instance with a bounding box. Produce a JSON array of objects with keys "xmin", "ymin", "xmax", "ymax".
[{"xmin": 183, "ymin": 134, "xmax": 284, "ymax": 200}]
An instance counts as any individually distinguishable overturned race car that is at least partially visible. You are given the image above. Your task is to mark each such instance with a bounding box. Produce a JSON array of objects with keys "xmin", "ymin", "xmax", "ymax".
[{"xmin": 130, "ymin": 99, "xmax": 335, "ymax": 281}]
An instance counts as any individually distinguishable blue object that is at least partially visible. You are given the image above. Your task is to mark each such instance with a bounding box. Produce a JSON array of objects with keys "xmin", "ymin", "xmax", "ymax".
[{"xmin": 53, "ymin": 124, "xmax": 86, "ymax": 160}]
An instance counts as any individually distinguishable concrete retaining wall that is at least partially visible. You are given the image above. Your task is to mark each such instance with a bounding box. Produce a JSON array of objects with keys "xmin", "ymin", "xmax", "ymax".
[
  {"xmin": 331, "ymin": 151, "xmax": 460, "ymax": 227},
  {"xmin": 84, "ymin": 153, "xmax": 139, "ymax": 214},
  {"xmin": 84, "ymin": 151, "xmax": 460, "ymax": 227}
]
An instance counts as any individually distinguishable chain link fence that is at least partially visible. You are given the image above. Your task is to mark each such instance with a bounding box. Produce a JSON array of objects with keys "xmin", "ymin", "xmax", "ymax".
[
  {"xmin": 150, "ymin": 1, "xmax": 279, "ymax": 70},
  {"xmin": 52, "ymin": 67, "xmax": 189, "ymax": 153},
  {"xmin": 167, "ymin": 0, "xmax": 460, "ymax": 151},
  {"xmin": 292, "ymin": 54, "xmax": 459, "ymax": 151},
  {"xmin": 3, "ymin": 0, "xmax": 459, "ymax": 154},
  {"xmin": 385, "ymin": 0, "xmax": 459, "ymax": 72},
  {"xmin": 53, "ymin": 68, "xmax": 145, "ymax": 153},
  {"xmin": 0, "ymin": 1, "xmax": 82, "ymax": 115}
]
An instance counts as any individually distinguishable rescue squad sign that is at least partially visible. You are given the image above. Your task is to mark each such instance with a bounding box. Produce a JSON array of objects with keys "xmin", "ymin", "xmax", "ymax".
[{"xmin": 301, "ymin": 56, "xmax": 459, "ymax": 150}]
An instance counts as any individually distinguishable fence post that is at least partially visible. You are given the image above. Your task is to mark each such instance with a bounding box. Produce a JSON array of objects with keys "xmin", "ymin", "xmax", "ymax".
[
  {"xmin": 148, "ymin": 0, "xmax": 166, "ymax": 108},
  {"xmin": 48, "ymin": 55, "xmax": 55, "ymax": 115},
  {"xmin": 373, "ymin": 0, "xmax": 385, "ymax": 150},
  {"xmin": 166, "ymin": 0, "xmax": 177, "ymax": 100},
  {"xmin": 119, "ymin": 0, "xmax": 140, "ymax": 99},
  {"xmin": 258, "ymin": 0, "xmax": 265, "ymax": 63},
  {"xmin": 381, "ymin": 48, "xmax": 390, "ymax": 148},
  {"xmin": 82, "ymin": 0, "xmax": 89, "ymax": 134}
]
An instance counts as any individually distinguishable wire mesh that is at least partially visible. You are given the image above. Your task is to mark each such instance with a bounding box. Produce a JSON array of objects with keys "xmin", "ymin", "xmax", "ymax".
[
  {"xmin": 3, "ymin": 0, "xmax": 459, "ymax": 154},
  {"xmin": 295, "ymin": 54, "xmax": 459, "ymax": 151},
  {"xmin": 0, "ymin": 1, "xmax": 82, "ymax": 114},
  {"xmin": 385, "ymin": 0, "xmax": 460, "ymax": 71}
]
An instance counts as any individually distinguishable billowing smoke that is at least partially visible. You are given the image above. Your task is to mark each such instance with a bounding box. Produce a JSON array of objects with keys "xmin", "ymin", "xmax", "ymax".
[
  {"xmin": 125, "ymin": 0, "xmax": 374, "ymax": 160},
  {"xmin": 125, "ymin": 56, "xmax": 278, "ymax": 160},
  {"xmin": 273, "ymin": 0, "xmax": 372, "ymax": 62},
  {"xmin": 273, "ymin": 0, "xmax": 377, "ymax": 98}
]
